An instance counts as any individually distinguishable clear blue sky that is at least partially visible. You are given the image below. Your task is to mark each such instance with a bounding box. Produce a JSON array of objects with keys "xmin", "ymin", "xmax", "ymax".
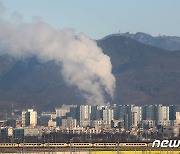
[{"xmin": 1, "ymin": 0, "xmax": 180, "ymax": 39}]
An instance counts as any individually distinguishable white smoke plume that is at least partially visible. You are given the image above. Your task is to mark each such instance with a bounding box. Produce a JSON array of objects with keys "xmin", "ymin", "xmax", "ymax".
[{"xmin": 0, "ymin": 7, "xmax": 115, "ymax": 105}]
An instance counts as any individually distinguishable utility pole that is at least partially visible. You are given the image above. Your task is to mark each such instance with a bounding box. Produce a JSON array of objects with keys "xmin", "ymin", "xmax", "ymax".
[
  {"xmin": 117, "ymin": 139, "xmax": 120, "ymax": 154},
  {"xmin": 70, "ymin": 138, "xmax": 73, "ymax": 154}
]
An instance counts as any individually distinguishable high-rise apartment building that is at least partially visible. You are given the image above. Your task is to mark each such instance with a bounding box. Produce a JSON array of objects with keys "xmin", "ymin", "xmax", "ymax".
[
  {"xmin": 22, "ymin": 109, "xmax": 37, "ymax": 127},
  {"xmin": 156, "ymin": 104, "xmax": 170, "ymax": 126},
  {"xmin": 143, "ymin": 105, "xmax": 156, "ymax": 120},
  {"xmin": 157, "ymin": 104, "xmax": 169, "ymax": 121},
  {"xmin": 131, "ymin": 105, "xmax": 142, "ymax": 123},
  {"xmin": 91, "ymin": 105, "xmax": 104, "ymax": 120},
  {"xmin": 102, "ymin": 106, "xmax": 114, "ymax": 125},
  {"xmin": 131, "ymin": 112, "xmax": 138, "ymax": 128},
  {"xmin": 174, "ymin": 112, "xmax": 180, "ymax": 126},
  {"xmin": 118, "ymin": 105, "xmax": 129, "ymax": 120},
  {"xmin": 62, "ymin": 117, "xmax": 77, "ymax": 129},
  {"xmin": 80, "ymin": 105, "xmax": 91, "ymax": 127}
]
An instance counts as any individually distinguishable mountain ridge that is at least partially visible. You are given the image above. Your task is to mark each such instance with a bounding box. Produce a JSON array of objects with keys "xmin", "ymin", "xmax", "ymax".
[
  {"xmin": 0, "ymin": 34, "xmax": 180, "ymax": 110},
  {"xmin": 104, "ymin": 32, "xmax": 180, "ymax": 51}
]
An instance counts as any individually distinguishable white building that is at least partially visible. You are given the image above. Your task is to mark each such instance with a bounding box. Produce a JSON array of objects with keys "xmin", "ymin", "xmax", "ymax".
[
  {"xmin": 80, "ymin": 105, "xmax": 91, "ymax": 127},
  {"xmin": 62, "ymin": 117, "xmax": 77, "ymax": 129},
  {"xmin": 7, "ymin": 127, "xmax": 13, "ymax": 137},
  {"xmin": 131, "ymin": 105, "xmax": 142, "ymax": 123},
  {"xmin": 157, "ymin": 104, "xmax": 169, "ymax": 124},
  {"xmin": 22, "ymin": 109, "xmax": 37, "ymax": 127},
  {"xmin": 131, "ymin": 112, "xmax": 138, "ymax": 128},
  {"xmin": 157, "ymin": 104, "xmax": 169, "ymax": 121},
  {"xmin": 29, "ymin": 109, "xmax": 37, "ymax": 127},
  {"xmin": 174, "ymin": 112, "xmax": 180, "ymax": 126},
  {"xmin": 156, "ymin": 105, "xmax": 169, "ymax": 126},
  {"xmin": 102, "ymin": 106, "xmax": 114, "ymax": 125},
  {"xmin": 22, "ymin": 110, "xmax": 27, "ymax": 127}
]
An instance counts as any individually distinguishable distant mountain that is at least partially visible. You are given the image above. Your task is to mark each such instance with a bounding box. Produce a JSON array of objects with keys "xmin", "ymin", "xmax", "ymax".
[
  {"xmin": 98, "ymin": 36, "xmax": 180, "ymax": 105},
  {"xmin": 0, "ymin": 57, "xmax": 85, "ymax": 111},
  {"xmin": 0, "ymin": 35, "xmax": 180, "ymax": 111},
  {"xmin": 108, "ymin": 32, "xmax": 180, "ymax": 51}
]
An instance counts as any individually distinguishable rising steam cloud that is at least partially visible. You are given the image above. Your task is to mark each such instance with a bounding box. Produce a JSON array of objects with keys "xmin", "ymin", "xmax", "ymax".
[{"xmin": 0, "ymin": 5, "xmax": 115, "ymax": 105}]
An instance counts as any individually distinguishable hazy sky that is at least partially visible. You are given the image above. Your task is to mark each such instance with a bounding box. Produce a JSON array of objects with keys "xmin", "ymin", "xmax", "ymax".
[{"xmin": 2, "ymin": 0, "xmax": 180, "ymax": 39}]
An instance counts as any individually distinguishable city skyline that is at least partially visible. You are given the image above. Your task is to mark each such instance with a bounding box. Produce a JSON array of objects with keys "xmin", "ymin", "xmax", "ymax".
[{"xmin": 1, "ymin": 103, "xmax": 180, "ymax": 144}]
